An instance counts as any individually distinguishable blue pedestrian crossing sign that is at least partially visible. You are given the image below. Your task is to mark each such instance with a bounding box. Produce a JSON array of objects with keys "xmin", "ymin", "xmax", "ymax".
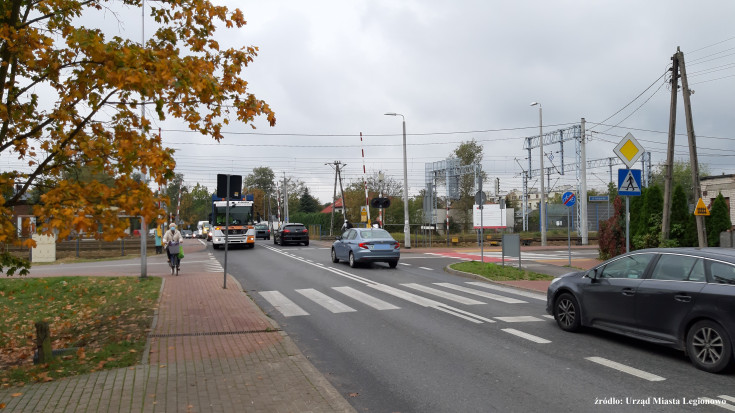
[{"xmin": 618, "ymin": 169, "xmax": 642, "ymax": 196}]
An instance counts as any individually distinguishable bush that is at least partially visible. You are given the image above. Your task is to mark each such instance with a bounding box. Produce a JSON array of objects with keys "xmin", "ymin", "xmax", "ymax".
[{"xmin": 598, "ymin": 197, "xmax": 625, "ymax": 260}]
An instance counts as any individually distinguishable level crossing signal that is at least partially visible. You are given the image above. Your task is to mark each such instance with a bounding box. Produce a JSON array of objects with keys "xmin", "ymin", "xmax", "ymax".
[{"xmin": 370, "ymin": 197, "xmax": 391, "ymax": 208}]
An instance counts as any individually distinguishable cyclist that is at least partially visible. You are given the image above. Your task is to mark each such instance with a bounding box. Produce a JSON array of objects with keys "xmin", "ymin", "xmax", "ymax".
[{"xmin": 163, "ymin": 223, "xmax": 183, "ymax": 270}]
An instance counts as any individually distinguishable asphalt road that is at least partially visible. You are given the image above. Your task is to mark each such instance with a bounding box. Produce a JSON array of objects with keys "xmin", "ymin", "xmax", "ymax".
[
  {"xmin": 221, "ymin": 240, "xmax": 735, "ymax": 412},
  {"xmin": 27, "ymin": 240, "xmax": 735, "ymax": 412}
]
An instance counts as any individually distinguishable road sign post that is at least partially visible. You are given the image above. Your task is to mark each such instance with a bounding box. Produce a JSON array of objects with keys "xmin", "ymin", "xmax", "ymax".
[
  {"xmin": 562, "ymin": 191, "xmax": 576, "ymax": 266},
  {"xmin": 618, "ymin": 169, "xmax": 642, "ymax": 253}
]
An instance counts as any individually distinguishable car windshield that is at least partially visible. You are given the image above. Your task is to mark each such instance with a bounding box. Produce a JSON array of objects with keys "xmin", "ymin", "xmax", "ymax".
[
  {"xmin": 285, "ymin": 225, "xmax": 304, "ymax": 231},
  {"xmin": 359, "ymin": 229, "xmax": 392, "ymax": 239},
  {"xmin": 255, "ymin": 225, "xmax": 267, "ymax": 229}
]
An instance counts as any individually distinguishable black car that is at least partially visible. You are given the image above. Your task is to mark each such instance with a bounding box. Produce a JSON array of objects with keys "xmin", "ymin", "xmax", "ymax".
[
  {"xmin": 547, "ymin": 247, "xmax": 735, "ymax": 373},
  {"xmin": 254, "ymin": 224, "xmax": 271, "ymax": 240},
  {"xmin": 274, "ymin": 223, "xmax": 309, "ymax": 246}
]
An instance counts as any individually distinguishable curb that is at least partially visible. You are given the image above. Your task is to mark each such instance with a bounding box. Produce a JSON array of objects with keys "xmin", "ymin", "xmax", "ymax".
[
  {"xmin": 141, "ymin": 276, "xmax": 165, "ymax": 366},
  {"xmin": 443, "ymin": 264, "xmax": 549, "ymax": 296}
]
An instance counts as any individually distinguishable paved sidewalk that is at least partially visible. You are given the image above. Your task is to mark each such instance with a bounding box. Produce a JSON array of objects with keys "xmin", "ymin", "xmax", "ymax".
[{"xmin": 0, "ymin": 248, "xmax": 356, "ymax": 412}]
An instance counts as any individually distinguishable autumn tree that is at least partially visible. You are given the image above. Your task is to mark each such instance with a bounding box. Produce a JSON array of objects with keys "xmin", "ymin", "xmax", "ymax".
[{"xmin": 0, "ymin": 0, "xmax": 275, "ymax": 275}]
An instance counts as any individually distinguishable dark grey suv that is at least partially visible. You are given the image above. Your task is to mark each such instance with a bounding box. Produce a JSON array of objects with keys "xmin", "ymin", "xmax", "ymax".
[
  {"xmin": 274, "ymin": 223, "xmax": 309, "ymax": 246},
  {"xmin": 547, "ymin": 247, "xmax": 735, "ymax": 373}
]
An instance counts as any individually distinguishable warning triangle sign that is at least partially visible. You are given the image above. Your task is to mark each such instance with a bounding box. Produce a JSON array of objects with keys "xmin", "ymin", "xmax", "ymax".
[
  {"xmin": 619, "ymin": 170, "xmax": 641, "ymax": 192},
  {"xmin": 694, "ymin": 198, "xmax": 710, "ymax": 216}
]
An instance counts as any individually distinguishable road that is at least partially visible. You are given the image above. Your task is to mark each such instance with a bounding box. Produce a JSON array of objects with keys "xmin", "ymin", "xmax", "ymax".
[{"xmin": 28, "ymin": 239, "xmax": 735, "ymax": 412}]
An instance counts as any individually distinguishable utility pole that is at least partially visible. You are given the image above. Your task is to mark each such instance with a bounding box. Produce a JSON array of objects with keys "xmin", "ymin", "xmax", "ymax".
[
  {"xmin": 326, "ymin": 161, "xmax": 345, "ymax": 236},
  {"xmin": 282, "ymin": 172, "xmax": 289, "ymax": 224},
  {"xmin": 580, "ymin": 118, "xmax": 588, "ymax": 245},
  {"xmin": 662, "ymin": 51, "xmax": 679, "ymax": 241},
  {"xmin": 677, "ymin": 48, "xmax": 707, "ymax": 247}
]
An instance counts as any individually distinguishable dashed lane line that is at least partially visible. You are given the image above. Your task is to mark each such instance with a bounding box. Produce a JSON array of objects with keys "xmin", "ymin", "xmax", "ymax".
[{"xmin": 585, "ymin": 357, "xmax": 665, "ymax": 382}]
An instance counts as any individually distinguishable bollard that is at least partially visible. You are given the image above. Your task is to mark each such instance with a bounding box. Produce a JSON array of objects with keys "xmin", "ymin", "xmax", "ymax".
[{"xmin": 35, "ymin": 321, "xmax": 52, "ymax": 364}]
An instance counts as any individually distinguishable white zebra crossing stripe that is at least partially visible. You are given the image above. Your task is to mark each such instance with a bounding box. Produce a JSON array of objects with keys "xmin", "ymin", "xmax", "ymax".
[
  {"xmin": 332, "ymin": 286, "xmax": 400, "ymax": 310},
  {"xmin": 502, "ymin": 328, "xmax": 551, "ymax": 344},
  {"xmin": 259, "ymin": 291, "xmax": 309, "ymax": 317},
  {"xmin": 296, "ymin": 288, "xmax": 357, "ymax": 313},
  {"xmin": 434, "ymin": 283, "xmax": 527, "ymax": 304},
  {"xmin": 402, "ymin": 283, "xmax": 485, "ymax": 305},
  {"xmin": 494, "ymin": 316, "xmax": 544, "ymax": 323},
  {"xmin": 418, "ymin": 267, "xmax": 434, "ymax": 271},
  {"xmin": 466, "ymin": 282, "xmax": 546, "ymax": 301}
]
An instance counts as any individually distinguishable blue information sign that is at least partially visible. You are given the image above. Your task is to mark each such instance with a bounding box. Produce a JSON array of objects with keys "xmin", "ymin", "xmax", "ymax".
[
  {"xmin": 618, "ymin": 169, "xmax": 642, "ymax": 196},
  {"xmin": 562, "ymin": 191, "xmax": 576, "ymax": 207}
]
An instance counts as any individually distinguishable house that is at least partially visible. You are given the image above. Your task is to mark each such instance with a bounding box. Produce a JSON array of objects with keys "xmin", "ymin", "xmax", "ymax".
[
  {"xmin": 701, "ymin": 174, "xmax": 735, "ymax": 227},
  {"xmin": 321, "ymin": 198, "xmax": 344, "ymax": 214}
]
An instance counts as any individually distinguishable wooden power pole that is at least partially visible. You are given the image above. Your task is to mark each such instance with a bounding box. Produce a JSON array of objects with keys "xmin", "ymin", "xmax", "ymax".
[{"xmin": 662, "ymin": 47, "xmax": 706, "ymax": 246}]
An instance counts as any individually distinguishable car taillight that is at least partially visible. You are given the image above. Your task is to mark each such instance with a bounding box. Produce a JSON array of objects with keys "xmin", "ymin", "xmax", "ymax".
[
  {"xmin": 303, "ymin": 228, "xmax": 308, "ymax": 233},
  {"xmin": 283, "ymin": 229, "xmax": 290, "ymax": 233},
  {"xmin": 394, "ymin": 242, "xmax": 400, "ymax": 249},
  {"xmin": 358, "ymin": 242, "xmax": 370, "ymax": 249}
]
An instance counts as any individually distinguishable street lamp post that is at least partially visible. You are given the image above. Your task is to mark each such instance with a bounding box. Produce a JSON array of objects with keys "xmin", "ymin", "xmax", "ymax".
[
  {"xmin": 530, "ymin": 102, "xmax": 546, "ymax": 246},
  {"xmin": 384, "ymin": 112, "xmax": 411, "ymax": 249}
]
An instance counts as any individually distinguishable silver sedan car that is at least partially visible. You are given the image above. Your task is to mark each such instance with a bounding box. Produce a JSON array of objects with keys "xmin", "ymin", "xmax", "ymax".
[{"xmin": 331, "ymin": 228, "xmax": 400, "ymax": 268}]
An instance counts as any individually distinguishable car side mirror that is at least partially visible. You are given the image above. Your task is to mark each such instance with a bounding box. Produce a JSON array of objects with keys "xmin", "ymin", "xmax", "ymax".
[
  {"xmin": 335, "ymin": 236, "xmax": 342, "ymax": 240},
  {"xmin": 587, "ymin": 268, "xmax": 599, "ymax": 280}
]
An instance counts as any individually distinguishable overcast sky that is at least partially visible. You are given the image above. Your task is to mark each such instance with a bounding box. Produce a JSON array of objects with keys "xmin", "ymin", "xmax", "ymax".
[{"xmin": 14, "ymin": 1, "xmax": 735, "ymax": 205}]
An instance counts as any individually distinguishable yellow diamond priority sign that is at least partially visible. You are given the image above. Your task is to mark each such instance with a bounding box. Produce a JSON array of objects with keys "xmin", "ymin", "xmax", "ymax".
[
  {"xmin": 614, "ymin": 132, "xmax": 645, "ymax": 168},
  {"xmin": 694, "ymin": 198, "xmax": 710, "ymax": 216}
]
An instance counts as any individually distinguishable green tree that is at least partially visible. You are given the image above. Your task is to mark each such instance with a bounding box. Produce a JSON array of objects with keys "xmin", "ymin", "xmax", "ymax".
[
  {"xmin": 706, "ymin": 193, "xmax": 732, "ymax": 247},
  {"xmin": 1, "ymin": 0, "xmax": 274, "ymax": 275},
  {"xmin": 299, "ymin": 188, "xmax": 321, "ymax": 213},
  {"xmin": 180, "ymin": 183, "xmax": 211, "ymax": 229},
  {"xmin": 451, "ymin": 139, "xmax": 486, "ymax": 232},
  {"xmin": 668, "ymin": 184, "xmax": 692, "ymax": 247},
  {"xmin": 650, "ymin": 160, "xmax": 709, "ymax": 204}
]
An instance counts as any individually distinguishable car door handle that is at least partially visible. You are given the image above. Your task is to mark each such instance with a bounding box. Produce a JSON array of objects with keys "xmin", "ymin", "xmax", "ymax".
[
  {"xmin": 674, "ymin": 294, "xmax": 692, "ymax": 303},
  {"xmin": 622, "ymin": 288, "xmax": 636, "ymax": 296}
]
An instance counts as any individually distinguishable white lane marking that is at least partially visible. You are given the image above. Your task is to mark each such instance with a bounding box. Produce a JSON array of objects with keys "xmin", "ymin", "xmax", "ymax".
[
  {"xmin": 706, "ymin": 397, "xmax": 735, "ymax": 411},
  {"xmin": 259, "ymin": 291, "xmax": 309, "ymax": 317},
  {"xmin": 714, "ymin": 396, "xmax": 735, "ymax": 411},
  {"xmin": 418, "ymin": 267, "xmax": 434, "ymax": 271},
  {"xmin": 494, "ymin": 316, "xmax": 544, "ymax": 323},
  {"xmin": 435, "ymin": 283, "xmax": 527, "ymax": 304},
  {"xmin": 466, "ymin": 281, "xmax": 546, "ymax": 301},
  {"xmin": 368, "ymin": 284, "xmax": 495, "ymax": 324},
  {"xmin": 262, "ymin": 245, "xmax": 495, "ymax": 324},
  {"xmin": 332, "ymin": 286, "xmax": 400, "ymax": 310},
  {"xmin": 399, "ymin": 263, "xmax": 411, "ymax": 266},
  {"xmin": 543, "ymin": 315, "xmax": 555, "ymax": 320},
  {"xmin": 402, "ymin": 283, "xmax": 485, "ymax": 305},
  {"xmin": 296, "ymin": 289, "xmax": 356, "ymax": 313},
  {"xmin": 502, "ymin": 328, "xmax": 551, "ymax": 344},
  {"xmin": 585, "ymin": 357, "xmax": 666, "ymax": 382}
]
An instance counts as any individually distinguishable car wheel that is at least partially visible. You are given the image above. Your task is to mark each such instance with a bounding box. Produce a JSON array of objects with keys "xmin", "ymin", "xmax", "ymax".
[
  {"xmin": 349, "ymin": 252, "xmax": 357, "ymax": 268},
  {"xmin": 274, "ymin": 236, "xmax": 278, "ymax": 245},
  {"xmin": 388, "ymin": 260, "xmax": 398, "ymax": 269},
  {"xmin": 213, "ymin": 244, "xmax": 220, "ymax": 250},
  {"xmin": 554, "ymin": 293, "xmax": 581, "ymax": 332},
  {"xmin": 304, "ymin": 240, "xmax": 309, "ymax": 246},
  {"xmin": 331, "ymin": 248, "xmax": 339, "ymax": 263},
  {"xmin": 687, "ymin": 320, "xmax": 733, "ymax": 373}
]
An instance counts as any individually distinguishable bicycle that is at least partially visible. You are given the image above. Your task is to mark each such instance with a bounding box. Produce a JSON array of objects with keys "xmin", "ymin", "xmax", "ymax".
[{"xmin": 167, "ymin": 241, "xmax": 181, "ymax": 275}]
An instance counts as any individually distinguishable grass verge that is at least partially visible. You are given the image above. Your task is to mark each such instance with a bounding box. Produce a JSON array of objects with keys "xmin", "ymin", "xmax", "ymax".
[
  {"xmin": 0, "ymin": 276, "xmax": 161, "ymax": 388},
  {"xmin": 450, "ymin": 261, "xmax": 554, "ymax": 281}
]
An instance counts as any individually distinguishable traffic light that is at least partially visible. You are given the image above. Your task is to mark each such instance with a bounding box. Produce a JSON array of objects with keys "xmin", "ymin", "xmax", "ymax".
[{"xmin": 370, "ymin": 197, "xmax": 391, "ymax": 208}]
